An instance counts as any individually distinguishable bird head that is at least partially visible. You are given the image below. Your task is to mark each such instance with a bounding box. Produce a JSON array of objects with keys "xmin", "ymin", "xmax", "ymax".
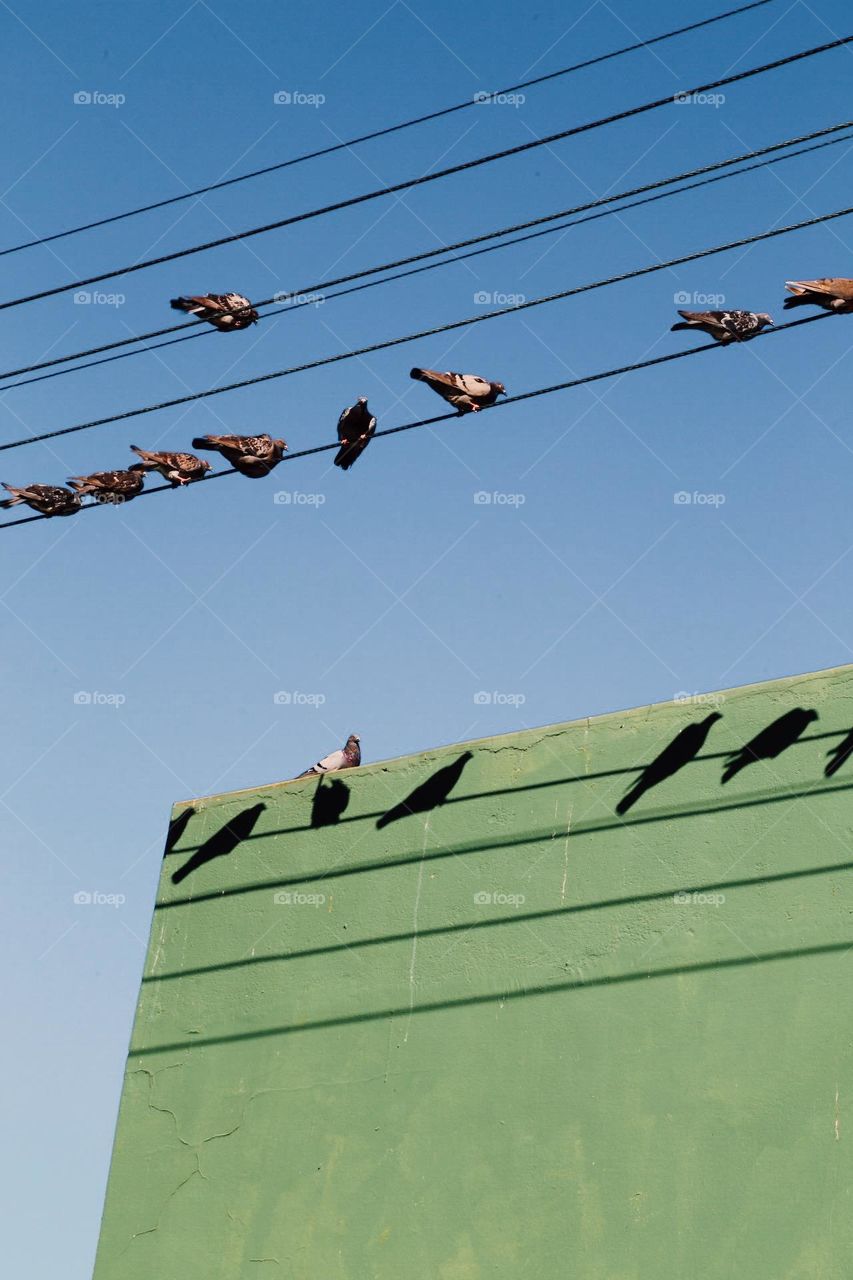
[
  {"xmin": 273, "ymin": 438, "xmax": 287, "ymax": 452},
  {"xmin": 757, "ymin": 313, "xmax": 774, "ymax": 328},
  {"xmin": 494, "ymin": 382, "xmax": 507, "ymax": 395},
  {"xmin": 200, "ymin": 459, "xmax": 212, "ymax": 472},
  {"xmin": 357, "ymin": 396, "xmax": 368, "ymax": 406},
  {"xmin": 347, "ymin": 733, "xmax": 360, "ymax": 746}
]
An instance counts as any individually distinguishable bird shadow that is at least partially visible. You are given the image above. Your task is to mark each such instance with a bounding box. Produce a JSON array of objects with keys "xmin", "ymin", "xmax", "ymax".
[
  {"xmin": 164, "ymin": 806, "xmax": 196, "ymax": 854},
  {"xmin": 826, "ymin": 728, "xmax": 853, "ymax": 778},
  {"xmin": 377, "ymin": 752, "xmax": 473, "ymax": 830},
  {"xmin": 311, "ymin": 777, "xmax": 350, "ymax": 829},
  {"xmin": 616, "ymin": 713, "xmax": 722, "ymax": 816},
  {"xmin": 171, "ymin": 803, "xmax": 266, "ymax": 884},
  {"xmin": 722, "ymin": 708, "xmax": 818, "ymax": 784}
]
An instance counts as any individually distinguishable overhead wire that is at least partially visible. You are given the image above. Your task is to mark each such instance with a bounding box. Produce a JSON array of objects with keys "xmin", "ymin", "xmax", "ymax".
[
  {"xmin": 1, "ymin": 118, "xmax": 851, "ymax": 389},
  {"xmin": 0, "ymin": 311, "xmax": 836, "ymax": 530},
  {"xmin": 0, "ymin": 0, "xmax": 781, "ymax": 259},
  {"xmin": 2, "ymin": 202, "xmax": 852, "ymax": 455},
  {"xmin": 0, "ymin": 31, "xmax": 849, "ymax": 313}
]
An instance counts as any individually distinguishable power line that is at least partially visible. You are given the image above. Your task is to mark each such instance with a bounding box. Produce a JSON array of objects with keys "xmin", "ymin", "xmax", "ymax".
[
  {"xmin": 0, "ymin": 0, "xmax": 780, "ymax": 260},
  {"xmin": 3, "ymin": 119, "xmax": 850, "ymax": 390},
  {"xmin": 1, "ymin": 31, "xmax": 848, "ymax": 315},
  {"xmin": 0, "ymin": 311, "xmax": 834, "ymax": 531},
  {"xmin": 2, "ymin": 201, "xmax": 851, "ymax": 455}
]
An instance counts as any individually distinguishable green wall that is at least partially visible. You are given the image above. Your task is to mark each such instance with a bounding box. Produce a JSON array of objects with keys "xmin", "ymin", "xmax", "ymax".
[{"xmin": 94, "ymin": 666, "xmax": 853, "ymax": 1279}]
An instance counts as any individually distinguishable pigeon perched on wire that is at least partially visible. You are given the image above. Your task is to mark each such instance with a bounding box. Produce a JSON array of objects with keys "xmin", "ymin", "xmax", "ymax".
[
  {"xmin": 68, "ymin": 469, "xmax": 145, "ymax": 503},
  {"xmin": 784, "ymin": 278, "xmax": 853, "ymax": 313},
  {"xmin": 170, "ymin": 293, "xmax": 259, "ymax": 331},
  {"xmin": 671, "ymin": 309, "xmax": 773, "ymax": 343},
  {"xmin": 410, "ymin": 367, "xmax": 506, "ymax": 413},
  {"xmin": 191, "ymin": 433, "xmax": 287, "ymax": 478},
  {"xmin": 335, "ymin": 397, "xmax": 376, "ymax": 471},
  {"xmin": 129, "ymin": 447, "xmax": 210, "ymax": 487},
  {"xmin": 0, "ymin": 483, "xmax": 81, "ymax": 517},
  {"xmin": 297, "ymin": 733, "xmax": 361, "ymax": 778}
]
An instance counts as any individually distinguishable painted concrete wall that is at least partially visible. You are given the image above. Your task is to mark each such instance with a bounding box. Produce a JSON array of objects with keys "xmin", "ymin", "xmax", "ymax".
[{"xmin": 94, "ymin": 666, "xmax": 853, "ymax": 1279}]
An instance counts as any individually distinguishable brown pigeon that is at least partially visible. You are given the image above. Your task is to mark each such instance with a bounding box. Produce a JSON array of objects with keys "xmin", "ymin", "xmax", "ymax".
[
  {"xmin": 170, "ymin": 293, "xmax": 258, "ymax": 331},
  {"xmin": 297, "ymin": 733, "xmax": 361, "ymax": 778},
  {"xmin": 335, "ymin": 397, "xmax": 376, "ymax": 471},
  {"xmin": 671, "ymin": 309, "xmax": 773, "ymax": 343},
  {"xmin": 784, "ymin": 278, "xmax": 853, "ymax": 313},
  {"xmin": 191, "ymin": 433, "xmax": 287, "ymax": 478},
  {"xmin": 68, "ymin": 469, "xmax": 145, "ymax": 503},
  {"xmin": 410, "ymin": 367, "xmax": 506, "ymax": 413},
  {"xmin": 129, "ymin": 446, "xmax": 210, "ymax": 486},
  {"xmin": 0, "ymin": 483, "xmax": 81, "ymax": 517}
]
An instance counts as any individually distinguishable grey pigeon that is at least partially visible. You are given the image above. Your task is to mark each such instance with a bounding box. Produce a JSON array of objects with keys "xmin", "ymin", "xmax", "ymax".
[
  {"xmin": 0, "ymin": 483, "xmax": 81, "ymax": 517},
  {"xmin": 784, "ymin": 278, "xmax": 853, "ymax": 313},
  {"xmin": 130, "ymin": 446, "xmax": 210, "ymax": 487},
  {"xmin": 68, "ymin": 469, "xmax": 145, "ymax": 503},
  {"xmin": 170, "ymin": 293, "xmax": 258, "ymax": 330},
  {"xmin": 410, "ymin": 367, "xmax": 506, "ymax": 413},
  {"xmin": 335, "ymin": 397, "xmax": 376, "ymax": 471},
  {"xmin": 671, "ymin": 309, "xmax": 773, "ymax": 343},
  {"xmin": 192, "ymin": 433, "xmax": 287, "ymax": 478},
  {"xmin": 297, "ymin": 733, "xmax": 361, "ymax": 778}
]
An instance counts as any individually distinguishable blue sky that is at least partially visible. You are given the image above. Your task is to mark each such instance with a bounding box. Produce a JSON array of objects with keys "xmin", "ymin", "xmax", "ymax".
[{"xmin": 2, "ymin": 0, "xmax": 853, "ymax": 1272}]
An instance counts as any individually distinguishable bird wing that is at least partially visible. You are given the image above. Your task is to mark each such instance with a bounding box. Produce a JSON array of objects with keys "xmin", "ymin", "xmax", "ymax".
[
  {"xmin": 787, "ymin": 278, "xmax": 853, "ymax": 299},
  {"xmin": 677, "ymin": 309, "xmax": 730, "ymax": 333},
  {"xmin": 411, "ymin": 368, "xmax": 465, "ymax": 392},
  {"xmin": 315, "ymin": 748, "xmax": 347, "ymax": 772},
  {"xmin": 456, "ymin": 374, "xmax": 492, "ymax": 397}
]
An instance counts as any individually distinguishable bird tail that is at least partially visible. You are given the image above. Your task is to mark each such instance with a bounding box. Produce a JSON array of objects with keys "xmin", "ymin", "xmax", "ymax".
[
  {"xmin": 615, "ymin": 782, "xmax": 645, "ymax": 815},
  {"xmin": 0, "ymin": 484, "xmax": 22, "ymax": 508},
  {"xmin": 67, "ymin": 476, "xmax": 91, "ymax": 493},
  {"xmin": 334, "ymin": 445, "xmax": 354, "ymax": 471},
  {"xmin": 721, "ymin": 756, "xmax": 744, "ymax": 784},
  {"xmin": 129, "ymin": 446, "xmax": 152, "ymax": 466},
  {"xmin": 410, "ymin": 367, "xmax": 429, "ymax": 382},
  {"xmin": 170, "ymin": 297, "xmax": 190, "ymax": 312},
  {"xmin": 191, "ymin": 437, "xmax": 214, "ymax": 451},
  {"xmin": 782, "ymin": 294, "xmax": 812, "ymax": 310}
]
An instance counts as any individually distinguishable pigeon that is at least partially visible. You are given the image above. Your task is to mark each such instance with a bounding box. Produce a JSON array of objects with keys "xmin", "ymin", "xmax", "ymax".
[
  {"xmin": 721, "ymin": 707, "xmax": 818, "ymax": 784},
  {"xmin": 410, "ymin": 367, "xmax": 506, "ymax": 413},
  {"xmin": 671, "ymin": 309, "xmax": 773, "ymax": 343},
  {"xmin": 0, "ymin": 483, "xmax": 81, "ymax": 517},
  {"xmin": 67, "ymin": 469, "xmax": 145, "ymax": 503},
  {"xmin": 616, "ymin": 712, "xmax": 722, "ymax": 816},
  {"xmin": 170, "ymin": 293, "xmax": 258, "ymax": 331},
  {"xmin": 129, "ymin": 446, "xmax": 210, "ymax": 487},
  {"xmin": 784, "ymin": 278, "xmax": 853, "ymax": 313},
  {"xmin": 191, "ymin": 433, "xmax": 287, "ymax": 478},
  {"xmin": 297, "ymin": 733, "xmax": 361, "ymax": 778},
  {"xmin": 335, "ymin": 397, "xmax": 376, "ymax": 471}
]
